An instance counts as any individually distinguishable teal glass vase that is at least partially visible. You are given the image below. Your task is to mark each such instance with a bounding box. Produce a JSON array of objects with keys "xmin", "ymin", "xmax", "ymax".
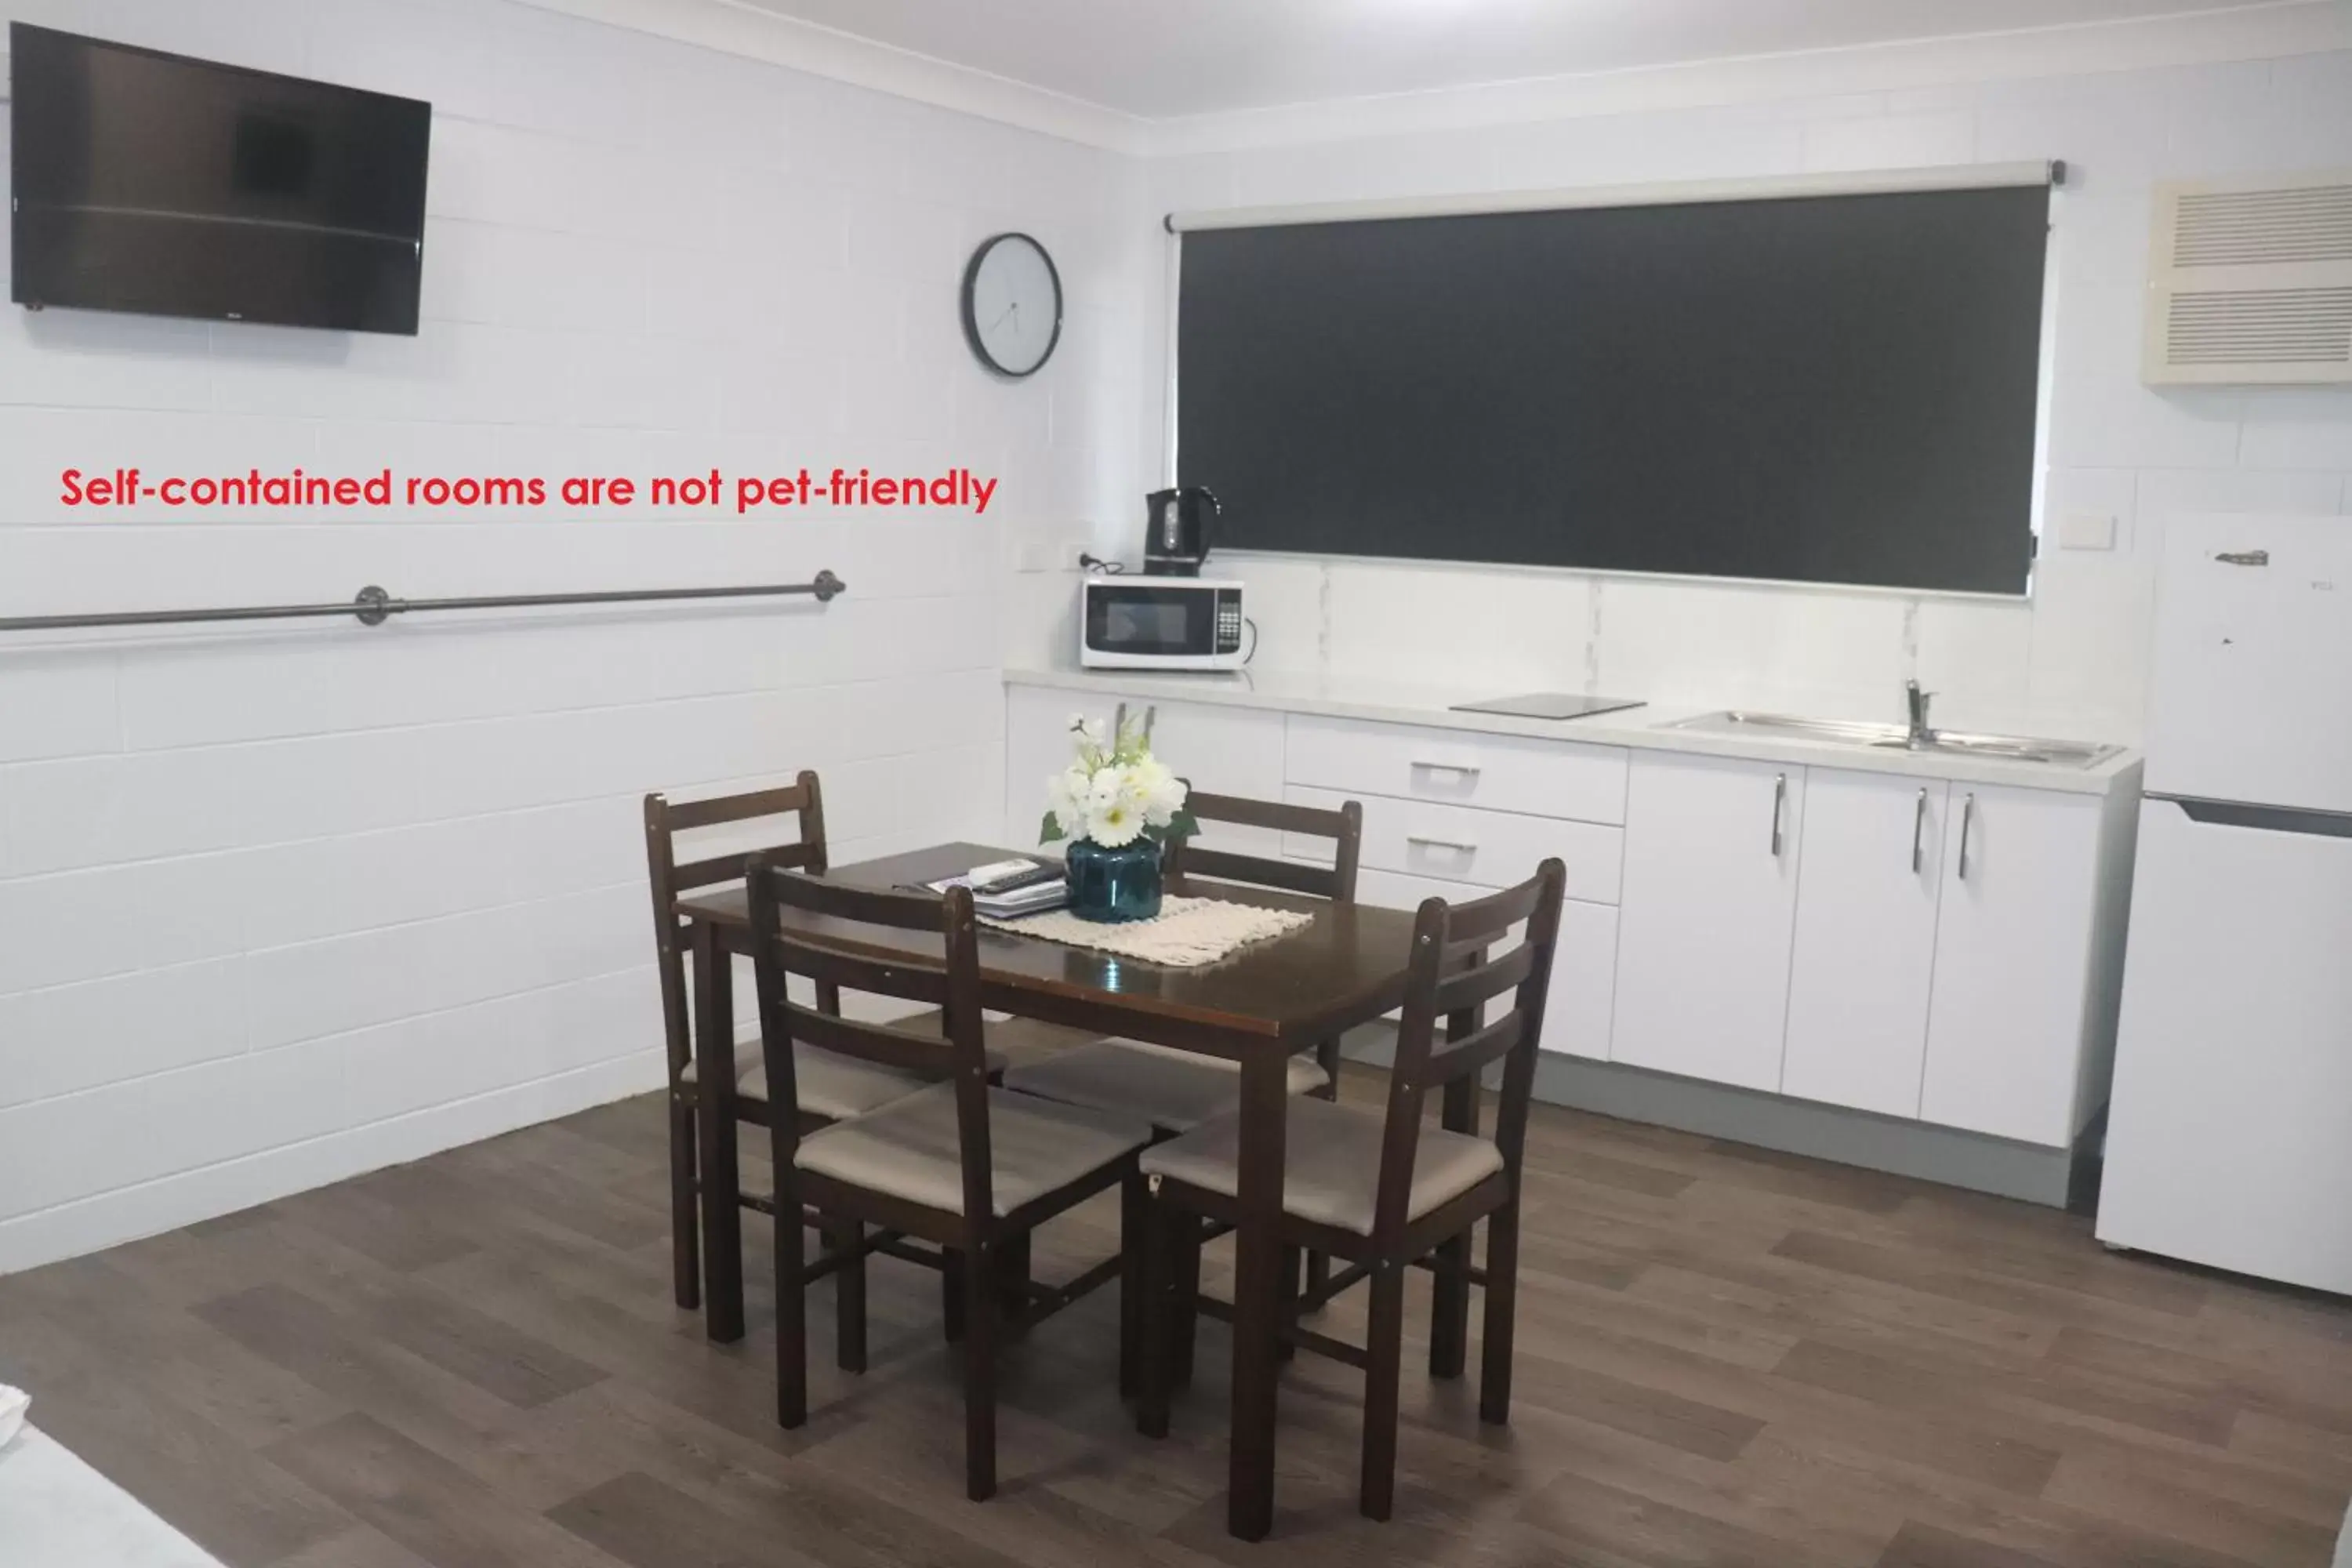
[{"xmin": 1065, "ymin": 837, "xmax": 1163, "ymax": 923}]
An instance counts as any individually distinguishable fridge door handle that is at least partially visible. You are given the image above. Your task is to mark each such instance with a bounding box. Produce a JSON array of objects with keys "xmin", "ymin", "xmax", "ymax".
[
  {"xmin": 2171, "ymin": 796, "xmax": 2352, "ymax": 839},
  {"xmin": 1957, "ymin": 792, "xmax": 1976, "ymax": 880}
]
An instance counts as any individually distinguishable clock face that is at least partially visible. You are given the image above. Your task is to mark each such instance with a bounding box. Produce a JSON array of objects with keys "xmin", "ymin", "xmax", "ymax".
[{"xmin": 961, "ymin": 233, "xmax": 1062, "ymax": 379}]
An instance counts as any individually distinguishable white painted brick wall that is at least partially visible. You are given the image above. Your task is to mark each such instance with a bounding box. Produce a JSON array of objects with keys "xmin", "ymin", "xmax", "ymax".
[
  {"xmin": 0, "ymin": 0, "xmax": 1142, "ymax": 1271},
  {"xmin": 7, "ymin": 2, "xmax": 2347, "ymax": 1276},
  {"xmin": 1141, "ymin": 52, "xmax": 2352, "ymax": 743}
]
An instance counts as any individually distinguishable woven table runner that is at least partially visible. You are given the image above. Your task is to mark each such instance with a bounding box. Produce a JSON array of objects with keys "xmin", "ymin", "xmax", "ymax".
[{"xmin": 982, "ymin": 895, "xmax": 1313, "ymax": 967}]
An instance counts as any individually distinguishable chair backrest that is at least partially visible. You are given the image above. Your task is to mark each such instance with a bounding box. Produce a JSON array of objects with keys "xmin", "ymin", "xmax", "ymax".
[
  {"xmin": 644, "ymin": 773, "xmax": 829, "ymax": 1080},
  {"xmin": 1163, "ymin": 790, "xmax": 1363, "ymax": 902},
  {"xmin": 746, "ymin": 860, "xmax": 996, "ymax": 1222},
  {"xmin": 1371, "ymin": 858, "xmax": 1567, "ymax": 1248}
]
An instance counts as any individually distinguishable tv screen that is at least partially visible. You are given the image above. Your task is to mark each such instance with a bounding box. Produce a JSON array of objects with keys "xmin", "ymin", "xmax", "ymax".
[{"xmin": 9, "ymin": 24, "xmax": 430, "ymax": 335}]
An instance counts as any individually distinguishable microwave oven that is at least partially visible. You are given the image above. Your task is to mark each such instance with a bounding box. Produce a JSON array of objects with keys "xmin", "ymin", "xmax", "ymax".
[{"xmin": 1079, "ymin": 577, "xmax": 1247, "ymax": 670}]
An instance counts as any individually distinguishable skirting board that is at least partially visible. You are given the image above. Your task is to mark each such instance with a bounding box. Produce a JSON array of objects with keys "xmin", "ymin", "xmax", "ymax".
[
  {"xmin": 0, "ymin": 1052, "xmax": 669, "ymax": 1277},
  {"xmin": 1340, "ymin": 1024, "xmax": 2085, "ymax": 1208}
]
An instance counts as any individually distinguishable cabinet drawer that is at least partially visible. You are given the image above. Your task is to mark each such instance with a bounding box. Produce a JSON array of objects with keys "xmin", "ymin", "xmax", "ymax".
[
  {"xmin": 1358, "ymin": 867, "xmax": 1617, "ymax": 1062},
  {"xmin": 1287, "ymin": 785, "xmax": 1624, "ymax": 906},
  {"xmin": 1285, "ymin": 714, "xmax": 1628, "ymax": 825}
]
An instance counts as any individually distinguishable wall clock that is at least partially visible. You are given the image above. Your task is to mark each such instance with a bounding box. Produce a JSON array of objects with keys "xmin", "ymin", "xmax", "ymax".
[{"xmin": 960, "ymin": 232, "xmax": 1062, "ymax": 379}]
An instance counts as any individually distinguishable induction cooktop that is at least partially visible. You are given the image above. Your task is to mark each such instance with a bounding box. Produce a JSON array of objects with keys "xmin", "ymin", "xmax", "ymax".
[{"xmin": 1448, "ymin": 692, "xmax": 1647, "ymax": 721}]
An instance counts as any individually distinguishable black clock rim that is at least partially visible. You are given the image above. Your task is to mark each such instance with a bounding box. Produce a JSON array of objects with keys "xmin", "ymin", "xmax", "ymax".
[{"xmin": 960, "ymin": 231, "xmax": 1062, "ymax": 380}]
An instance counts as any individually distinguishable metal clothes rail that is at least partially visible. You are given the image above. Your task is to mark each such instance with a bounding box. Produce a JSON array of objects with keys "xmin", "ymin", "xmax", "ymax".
[{"xmin": 0, "ymin": 571, "xmax": 847, "ymax": 634}]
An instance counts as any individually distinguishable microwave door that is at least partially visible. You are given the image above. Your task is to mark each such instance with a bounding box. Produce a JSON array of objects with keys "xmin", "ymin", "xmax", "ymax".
[
  {"xmin": 1080, "ymin": 582, "xmax": 1243, "ymax": 670},
  {"xmin": 1093, "ymin": 589, "xmax": 1205, "ymax": 657}
]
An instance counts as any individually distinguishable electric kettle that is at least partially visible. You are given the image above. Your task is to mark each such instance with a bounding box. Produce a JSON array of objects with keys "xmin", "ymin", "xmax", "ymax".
[{"xmin": 1142, "ymin": 486, "xmax": 1219, "ymax": 576}]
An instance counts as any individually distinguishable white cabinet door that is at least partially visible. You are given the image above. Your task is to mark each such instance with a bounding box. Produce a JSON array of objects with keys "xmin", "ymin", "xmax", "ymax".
[
  {"xmin": 1781, "ymin": 771, "xmax": 1947, "ymax": 1118},
  {"xmin": 1004, "ymin": 686, "xmax": 1287, "ymax": 855},
  {"xmin": 1920, "ymin": 784, "xmax": 2101, "ymax": 1146},
  {"xmin": 1611, "ymin": 753, "xmax": 1805, "ymax": 1091}
]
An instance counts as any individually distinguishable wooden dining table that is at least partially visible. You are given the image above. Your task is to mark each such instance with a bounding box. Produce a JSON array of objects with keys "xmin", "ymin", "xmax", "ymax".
[{"xmin": 674, "ymin": 840, "xmax": 1421, "ymax": 1541}]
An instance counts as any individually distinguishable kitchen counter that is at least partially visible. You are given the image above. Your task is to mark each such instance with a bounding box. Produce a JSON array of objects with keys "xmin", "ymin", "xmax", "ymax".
[{"xmin": 1004, "ymin": 666, "xmax": 2141, "ymax": 797}]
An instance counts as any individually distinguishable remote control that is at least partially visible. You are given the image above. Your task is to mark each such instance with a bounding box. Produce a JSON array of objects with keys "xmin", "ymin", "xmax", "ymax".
[{"xmin": 967, "ymin": 859, "xmax": 1060, "ymax": 894}]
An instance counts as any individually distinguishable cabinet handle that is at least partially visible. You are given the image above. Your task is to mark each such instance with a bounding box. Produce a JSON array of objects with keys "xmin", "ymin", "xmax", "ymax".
[
  {"xmin": 1911, "ymin": 787, "xmax": 1928, "ymax": 874},
  {"xmin": 1958, "ymin": 792, "xmax": 1976, "ymax": 880},
  {"xmin": 1406, "ymin": 834, "xmax": 1479, "ymax": 855},
  {"xmin": 1769, "ymin": 773, "xmax": 1787, "ymax": 858},
  {"xmin": 1410, "ymin": 760, "xmax": 1481, "ymax": 779}
]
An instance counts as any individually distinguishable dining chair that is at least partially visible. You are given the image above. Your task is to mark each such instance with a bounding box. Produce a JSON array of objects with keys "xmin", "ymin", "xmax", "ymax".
[
  {"xmin": 646, "ymin": 774, "xmax": 840, "ymax": 1315},
  {"xmin": 748, "ymin": 861, "xmax": 1154, "ymax": 1501},
  {"xmin": 645, "ymin": 775, "xmax": 1083, "ymax": 1332},
  {"xmin": 1004, "ymin": 791, "xmax": 1362, "ymax": 1135},
  {"xmin": 1004, "ymin": 791, "xmax": 1364, "ymax": 1312},
  {"xmin": 1134, "ymin": 858, "xmax": 1567, "ymax": 1522}
]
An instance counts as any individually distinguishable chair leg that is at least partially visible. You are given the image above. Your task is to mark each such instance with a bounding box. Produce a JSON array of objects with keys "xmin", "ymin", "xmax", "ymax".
[
  {"xmin": 942, "ymin": 1249, "xmax": 966, "ymax": 1344},
  {"xmin": 1305, "ymin": 1039, "xmax": 1342, "ymax": 1297},
  {"xmin": 1137, "ymin": 1196, "xmax": 1174, "ymax": 1439},
  {"xmin": 1428, "ymin": 1229, "xmax": 1471, "ymax": 1380},
  {"xmin": 775, "ymin": 1189, "xmax": 808, "ymax": 1431},
  {"xmin": 833, "ymin": 1218, "xmax": 866, "ymax": 1374},
  {"xmin": 1277, "ymin": 1245, "xmax": 1302, "ymax": 1363},
  {"xmin": 1119, "ymin": 1174, "xmax": 1145, "ymax": 1399},
  {"xmin": 1361, "ymin": 1261, "xmax": 1406, "ymax": 1523},
  {"xmin": 1171, "ymin": 1216, "xmax": 1203, "ymax": 1388},
  {"xmin": 1480, "ymin": 1200, "xmax": 1521, "ymax": 1426},
  {"xmin": 997, "ymin": 1232, "xmax": 1033, "ymax": 1339},
  {"xmin": 962, "ymin": 1238, "xmax": 1000, "ymax": 1502},
  {"xmin": 668, "ymin": 1089, "xmax": 701, "ymax": 1310}
]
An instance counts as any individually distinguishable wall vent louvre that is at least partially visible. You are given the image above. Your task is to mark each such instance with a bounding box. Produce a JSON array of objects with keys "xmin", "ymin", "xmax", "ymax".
[{"xmin": 2145, "ymin": 170, "xmax": 2352, "ymax": 385}]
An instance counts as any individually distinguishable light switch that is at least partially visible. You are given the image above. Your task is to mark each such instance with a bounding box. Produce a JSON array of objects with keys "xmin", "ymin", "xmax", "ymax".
[{"xmin": 2053, "ymin": 512, "xmax": 2117, "ymax": 551}]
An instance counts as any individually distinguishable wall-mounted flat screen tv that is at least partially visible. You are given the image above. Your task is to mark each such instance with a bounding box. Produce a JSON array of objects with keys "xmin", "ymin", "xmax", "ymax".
[{"xmin": 9, "ymin": 24, "xmax": 430, "ymax": 335}]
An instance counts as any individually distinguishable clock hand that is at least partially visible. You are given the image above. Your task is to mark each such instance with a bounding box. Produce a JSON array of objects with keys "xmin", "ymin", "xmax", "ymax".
[{"xmin": 988, "ymin": 303, "xmax": 1016, "ymax": 332}]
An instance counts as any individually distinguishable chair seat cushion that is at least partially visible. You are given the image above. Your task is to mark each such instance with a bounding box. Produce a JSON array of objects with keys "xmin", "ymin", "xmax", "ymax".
[
  {"xmin": 682, "ymin": 1041, "xmax": 946, "ymax": 1123},
  {"xmin": 1004, "ymin": 1038, "xmax": 1330, "ymax": 1135},
  {"xmin": 1138, "ymin": 1096, "xmax": 1503, "ymax": 1236},
  {"xmin": 928, "ymin": 1012, "xmax": 1104, "ymax": 1074},
  {"xmin": 793, "ymin": 1081, "xmax": 1151, "ymax": 1218}
]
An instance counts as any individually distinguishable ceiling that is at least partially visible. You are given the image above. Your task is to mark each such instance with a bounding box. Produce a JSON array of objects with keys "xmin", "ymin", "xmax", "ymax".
[{"xmin": 724, "ymin": 0, "xmax": 2299, "ymax": 120}]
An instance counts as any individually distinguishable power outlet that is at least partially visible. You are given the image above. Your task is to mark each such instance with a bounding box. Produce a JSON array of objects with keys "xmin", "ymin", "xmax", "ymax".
[
  {"xmin": 2053, "ymin": 512, "xmax": 2118, "ymax": 551},
  {"xmin": 1011, "ymin": 532, "xmax": 1101, "ymax": 573}
]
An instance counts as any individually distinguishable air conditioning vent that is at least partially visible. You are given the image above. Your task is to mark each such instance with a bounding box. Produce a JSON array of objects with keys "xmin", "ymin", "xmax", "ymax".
[
  {"xmin": 2145, "ymin": 170, "xmax": 2352, "ymax": 385},
  {"xmin": 2166, "ymin": 288, "xmax": 2352, "ymax": 363},
  {"xmin": 2172, "ymin": 187, "xmax": 2352, "ymax": 267}
]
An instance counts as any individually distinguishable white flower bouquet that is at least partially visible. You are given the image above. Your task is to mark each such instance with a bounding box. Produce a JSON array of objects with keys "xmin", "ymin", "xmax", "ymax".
[{"xmin": 1040, "ymin": 704, "xmax": 1198, "ymax": 850}]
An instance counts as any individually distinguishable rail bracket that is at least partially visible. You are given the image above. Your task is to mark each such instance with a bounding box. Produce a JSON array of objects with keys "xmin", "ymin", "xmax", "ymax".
[{"xmin": 353, "ymin": 586, "xmax": 394, "ymax": 626}]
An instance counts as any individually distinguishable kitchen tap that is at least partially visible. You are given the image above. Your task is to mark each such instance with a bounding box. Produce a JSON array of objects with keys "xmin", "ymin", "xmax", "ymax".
[{"xmin": 1904, "ymin": 680, "xmax": 1936, "ymax": 750}]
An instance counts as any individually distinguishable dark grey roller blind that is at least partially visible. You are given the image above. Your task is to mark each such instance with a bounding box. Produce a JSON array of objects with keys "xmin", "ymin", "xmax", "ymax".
[{"xmin": 1176, "ymin": 185, "xmax": 2049, "ymax": 594}]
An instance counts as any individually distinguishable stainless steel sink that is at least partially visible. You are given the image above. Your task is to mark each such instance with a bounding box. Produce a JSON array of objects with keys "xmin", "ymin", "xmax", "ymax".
[{"xmin": 1664, "ymin": 710, "xmax": 2122, "ymax": 768}]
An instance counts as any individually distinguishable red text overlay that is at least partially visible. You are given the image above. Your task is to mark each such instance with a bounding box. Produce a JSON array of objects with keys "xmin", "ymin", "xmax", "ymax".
[{"xmin": 59, "ymin": 466, "xmax": 1000, "ymax": 517}]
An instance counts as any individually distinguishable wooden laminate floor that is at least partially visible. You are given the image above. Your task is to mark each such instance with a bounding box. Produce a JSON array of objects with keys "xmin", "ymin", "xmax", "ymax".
[{"xmin": 4, "ymin": 1076, "xmax": 2349, "ymax": 1568}]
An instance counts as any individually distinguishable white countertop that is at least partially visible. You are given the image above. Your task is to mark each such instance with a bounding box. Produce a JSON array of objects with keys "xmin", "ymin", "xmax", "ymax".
[{"xmin": 1004, "ymin": 666, "xmax": 2142, "ymax": 797}]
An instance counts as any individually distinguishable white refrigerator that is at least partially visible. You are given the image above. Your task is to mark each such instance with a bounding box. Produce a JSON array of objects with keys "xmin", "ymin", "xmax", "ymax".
[{"xmin": 2098, "ymin": 514, "xmax": 2352, "ymax": 1297}]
